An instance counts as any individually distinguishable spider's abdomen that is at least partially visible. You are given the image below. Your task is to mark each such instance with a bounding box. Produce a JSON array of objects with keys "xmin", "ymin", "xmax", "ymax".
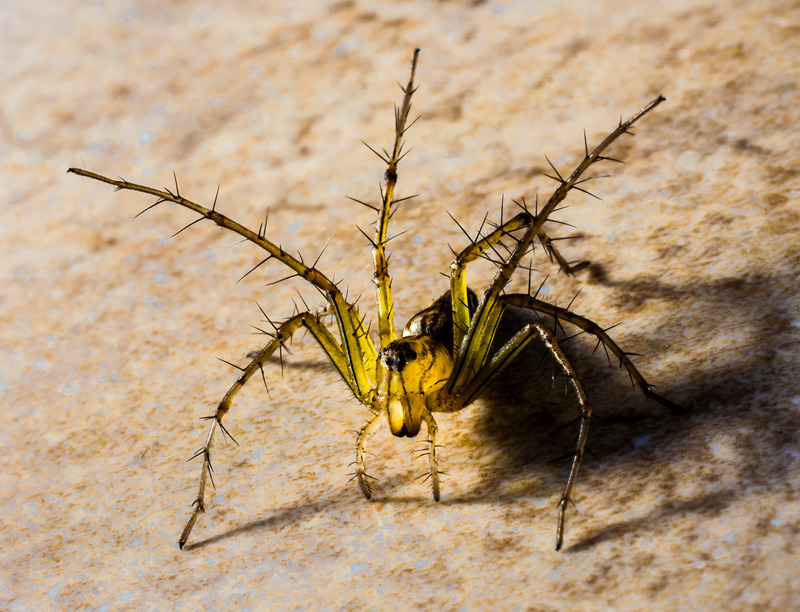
[
  {"xmin": 402, "ymin": 288, "xmax": 478, "ymax": 353},
  {"xmin": 376, "ymin": 336, "xmax": 453, "ymax": 437}
]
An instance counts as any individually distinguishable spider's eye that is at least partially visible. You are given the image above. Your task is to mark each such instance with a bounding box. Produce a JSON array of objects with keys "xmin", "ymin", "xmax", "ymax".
[{"xmin": 380, "ymin": 343, "xmax": 418, "ymax": 372}]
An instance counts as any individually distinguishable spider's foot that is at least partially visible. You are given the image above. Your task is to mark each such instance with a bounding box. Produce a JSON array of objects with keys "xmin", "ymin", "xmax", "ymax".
[
  {"xmin": 429, "ymin": 447, "xmax": 441, "ymax": 502},
  {"xmin": 356, "ymin": 470, "xmax": 375, "ymax": 499},
  {"xmin": 431, "ymin": 471, "xmax": 440, "ymax": 502},
  {"xmin": 647, "ymin": 388, "xmax": 686, "ymax": 414},
  {"xmin": 178, "ymin": 498, "xmax": 204, "ymax": 550},
  {"xmin": 555, "ymin": 497, "xmax": 568, "ymax": 552},
  {"xmin": 416, "ymin": 465, "xmax": 441, "ymax": 501}
]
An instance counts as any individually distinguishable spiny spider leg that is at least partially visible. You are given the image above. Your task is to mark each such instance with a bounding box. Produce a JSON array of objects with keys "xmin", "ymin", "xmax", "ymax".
[
  {"xmin": 488, "ymin": 322, "xmax": 592, "ymax": 552},
  {"xmin": 71, "ymin": 49, "xmax": 426, "ymax": 549},
  {"xmin": 179, "ymin": 311, "xmax": 363, "ymax": 549},
  {"xmin": 432, "ymin": 315, "xmax": 592, "ymax": 550},
  {"xmin": 355, "ymin": 409, "xmax": 440, "ymax": 500},
  {"xmin": 501, "ymin": 294, "xmax": 683, "ymax": 413},
  {"xmin": 368, "ymin": 48, "xmax": 420, "ymax": 346},
  {"xmin": 446, "ymin": 96, "xmax": 666, "ymax": 396},
  {"xmin": 421, "ymin": 411, "xmax": 441, "ymax": 500},
  {"xmin": 66, "ymin": 168, "xmax": 377, "ymax": 394},
  {"xmin": 449, "ymin": 211, "xmax": 531, "ymax": 355},
  {"xmin": 540, "ymin": 326, "xmax": 592, "ymax": 553},
  {"xmin": 485, "ymin": 198, "xmax": 587, "ymax": 277},
  {"xmin": 535, "ymin": 225, "xmax": 589, "ymax": 275},
  {"xmin": 431, "ymin": 95, "xmax": 668, "ymax": 549},
  {"xmin": 355, "ymin": 413, "xmax": 383, "ymax": 499}
]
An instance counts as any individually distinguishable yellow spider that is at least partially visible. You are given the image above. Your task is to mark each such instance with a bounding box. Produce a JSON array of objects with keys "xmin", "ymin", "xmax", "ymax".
[{"xmin": 69, "ymin": 49, "xmax": 679, "ymax": 551}]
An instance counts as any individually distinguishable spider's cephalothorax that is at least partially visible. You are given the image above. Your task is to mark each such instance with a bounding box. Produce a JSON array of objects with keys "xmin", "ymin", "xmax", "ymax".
[
  {"xmin": 69, "ymin": 49, "xmax": 680, "ymax": 551},
  {"xmin": 376, "ymin": 335, "xmax": 452, "ymax": 438}
]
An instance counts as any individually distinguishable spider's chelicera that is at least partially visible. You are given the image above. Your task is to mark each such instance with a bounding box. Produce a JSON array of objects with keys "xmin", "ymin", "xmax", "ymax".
[{"xmin": 69, "ymin": 49, "xmax": 680, "ymax": 551}]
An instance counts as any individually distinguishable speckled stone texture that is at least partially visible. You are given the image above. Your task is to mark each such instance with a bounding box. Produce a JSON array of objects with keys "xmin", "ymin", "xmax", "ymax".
[{"xmin": 2, "ymin": 0, "xmax": 799, "ymax": 609}]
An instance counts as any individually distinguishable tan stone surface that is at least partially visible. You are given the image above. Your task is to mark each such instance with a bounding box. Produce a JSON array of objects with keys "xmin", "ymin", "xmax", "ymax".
[{"xmin": 3, "ymin": 0, "xmax": 799, "ymax": 608}]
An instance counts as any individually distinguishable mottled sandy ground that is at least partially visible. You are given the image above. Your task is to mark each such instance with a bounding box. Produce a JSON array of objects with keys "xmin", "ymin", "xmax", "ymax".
[{"xmin": 3, "ymin": 0, "xmax": 799, "ymax": 609}]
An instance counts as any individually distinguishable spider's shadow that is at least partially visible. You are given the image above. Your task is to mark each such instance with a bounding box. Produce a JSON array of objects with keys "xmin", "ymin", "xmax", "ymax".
[
  {"xmin": 450, "ymin": 268, "xmax": 799, "ymax": 550},
  {"xmin": 185, "ymin": 269, "xmax": 797, "ymax": 553}
]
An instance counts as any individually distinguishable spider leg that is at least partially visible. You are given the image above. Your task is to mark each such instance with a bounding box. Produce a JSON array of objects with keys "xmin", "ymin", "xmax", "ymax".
[
  {"xmin": 533, "ymin": 324, "xmax": 592, "ymax": 553},
  {"xmin": 449, "ymin": 212, "xmax": 530, "ymax": 355},
  {"xmin": 179, "ymin": 310, "xmax": 369, "ymax": 549},
  {"xmin": 421, "ymin": 411, "xmax": 441, "ymax": 501},
  {"xmin": 484, "ymin": 197, "xmax": 587, "ymax": 277},
  {"xmin": 446, "ymin": 96, "xmax": 666, "ymax": 393},
  {"xmin": 501, "ymin": 294, "xmax": 682, "ymax": 413},
  {"xmin": 435, "ymin": 318, "xmax": 592, "ymax": 550},
  {"xmin": 355, "ymin": 413, "xmax": 383, "ymax": 499},
  {"xmin": 354, "ymin": 409, "xmax": 439, "ymax": 501},
  {"xmin": 364, "ymin": 48, "xmax": 420, "ymax": 346},
  {"xmin": 67, "ymin": 168, "xmax": 377, "ymax": 397},
  {"xmin": 448, "ymin": 203, "xmax": 549, "ymax": 394},
  {"xmin": 535, "ymin": 228, "xmax": 589, "ymax": 276}
]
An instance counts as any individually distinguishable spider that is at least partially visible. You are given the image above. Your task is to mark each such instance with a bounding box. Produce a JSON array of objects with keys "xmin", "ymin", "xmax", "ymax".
[{"xmin": 69, "ymin": 49, "xmax": 680, "ymax": 551}]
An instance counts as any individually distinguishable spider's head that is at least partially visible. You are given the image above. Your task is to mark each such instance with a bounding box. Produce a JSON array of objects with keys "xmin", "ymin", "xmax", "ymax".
[{"xmin": 377, "ymin": 336, "xmax": 453, "ymax": 437}]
